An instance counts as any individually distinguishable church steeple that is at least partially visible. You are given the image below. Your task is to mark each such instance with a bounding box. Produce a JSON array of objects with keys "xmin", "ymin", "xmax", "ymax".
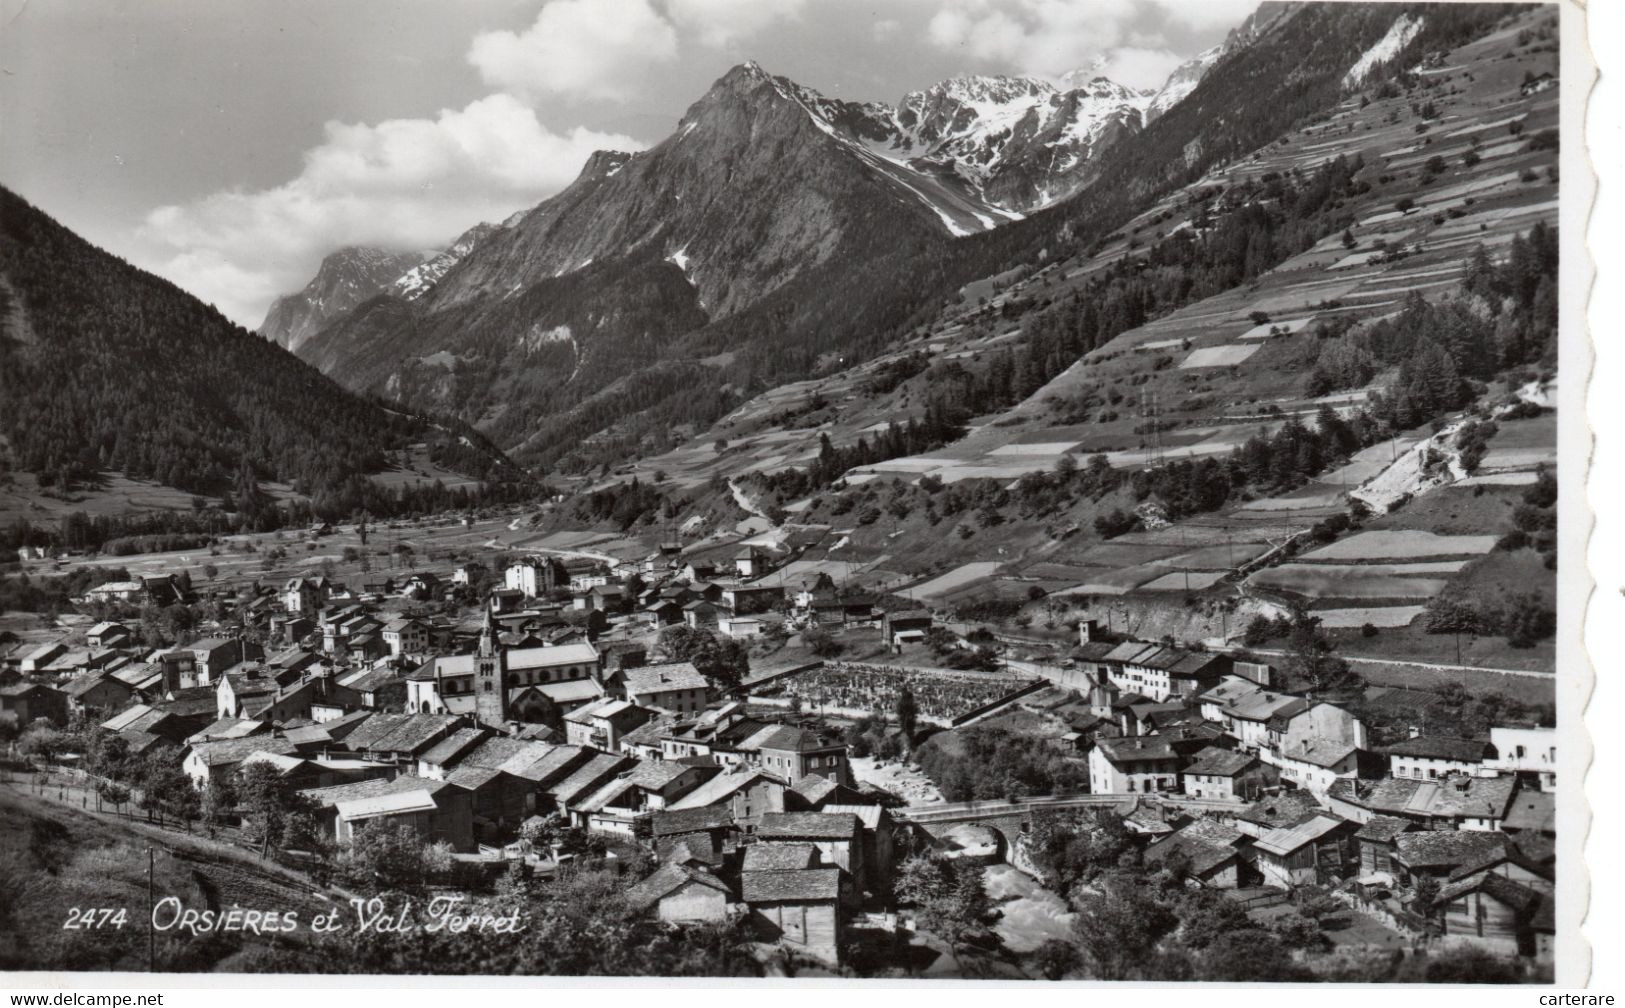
[
  {"xmin": 474, "ymin": 597, "xmax": 506, "ymax": 726},
  {"xmin": 478, "ymin": 603, "xmax": 497, "ymax": 658}
]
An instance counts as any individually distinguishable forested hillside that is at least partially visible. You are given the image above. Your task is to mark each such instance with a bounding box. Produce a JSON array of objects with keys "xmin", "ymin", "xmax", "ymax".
[{"xmin": 0, "ymin": 188, "xmax": 421, "ymax": 501}]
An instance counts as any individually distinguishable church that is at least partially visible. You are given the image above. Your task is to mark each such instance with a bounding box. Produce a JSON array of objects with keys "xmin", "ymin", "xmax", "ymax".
[{"xmin": 405, "ymin": 611, "xmax": 605, "ymax": 726}]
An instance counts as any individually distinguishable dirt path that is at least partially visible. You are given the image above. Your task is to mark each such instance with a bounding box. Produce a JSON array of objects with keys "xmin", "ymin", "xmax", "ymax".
[{"xmin": 1247, "ymin": 647, "xmax": 1553, "ymax": 679}]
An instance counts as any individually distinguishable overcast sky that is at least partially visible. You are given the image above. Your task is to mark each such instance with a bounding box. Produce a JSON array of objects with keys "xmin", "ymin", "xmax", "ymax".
[{"xmin": 0, "ymin": 0, "xmax": 1257, "ymax": 327}]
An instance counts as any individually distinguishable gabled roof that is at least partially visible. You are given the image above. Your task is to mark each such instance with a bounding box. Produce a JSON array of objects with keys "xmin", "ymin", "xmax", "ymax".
[
  {"xmin": 1394, "ymin": 829, "xmax": 1509, "ymax": 869},
  {"xmin": 546, "ymin": 752, "xmax": 636, "ymax": 806},
  {"xmin": 419, "ymin": 727, "xmax": 492, "ymax": 767},
  {"xmin": 624, "ymin": 862, "xmax": 730, "ymax": 910},
  {"xmin": 741, "ymin": 868, "xmax": 840, "ymax": 903},
  {"xmin": 1182, "ymin": 746, "xmax": 1255, "ymax": 778},
  {"xmin": 757, "ymin": 811, "xmax": 859, "ymax": 840},
  {"xmin": 1273, "ymin": 737, "xmax": 1357, "ymax": 769},
  {"xmin": 1384, "ymin": 736, "xmax": 1495, "ymax": 762},
  {"xmin": 1253, "ymin": 814, "xmax": 1350, "ymax": 857},
  {"xmin": 651, "ymin": 806, "xmax": 732, "ymax": 837},
  {"xmin": 1238, "ymin": 790, "xmax": 1322, "ymax": 829},
  {"xmin": 668, "ymin": 769, "xmax": 779, "ymax": 810},
  {"xmin": 341, "ymin": 712, "xmax": 460, "ymax": 755},
  {"xmin": 190, "ymin": 736, "xmax": 298, "ymax": 767},
  {"xmin": 1503, "ymin": 789, "xmax": 1556, "ymax": 833},
  {"xmin": 622, "ymin": 662, "xmax": 708, "ymax": 694},
  {"xmin": 744, "ymin": 843, "xmax": 817, "ymax": 871},
  {"xmin": 1354, "ymin": 815, "xmax": 1414, "ymax": 843},
  {"xmin": 336, "ymin": 789, "xmax": 439, "ymax": 820}
]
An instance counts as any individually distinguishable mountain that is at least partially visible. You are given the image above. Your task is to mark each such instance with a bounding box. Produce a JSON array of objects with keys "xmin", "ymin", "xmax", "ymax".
[
  {"xmin": 392, "ymin": 221, "xmax": 502, "ymax": 301},
  {"xmin": 258, "ymin": 246, "xmax": 426, "ymax": 352},
  {"xmin": 1144, "ymin": 46, "xmax": 1222, "ymax": 123},
  {"xmin": 0, "ymin": 187, "xmax": 426, "ymax": 500},
  {"xmin": 289, "ymin": 1, "xmax": 1485, "ymax": 475},
  {"xmin": 858, "ymin": 73, "xmax": 1154, "ymax": 213}
]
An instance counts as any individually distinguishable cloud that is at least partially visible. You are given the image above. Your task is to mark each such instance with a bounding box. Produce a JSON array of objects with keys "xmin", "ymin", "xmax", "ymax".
[
  {"xmin": 925, "ymin": 0, "xmax": 1137, "ymax": 77},
  {"xmin": 138, "ymin": 94, "xmax": 643, "ymax": 326},
  {"xmin": 1150, "ymin": 0, "xmax": 1259, "ymax": 32},
  {"xmin": 667, "ymin": 0, "xmax": 806, "ymax": 47},
  {"xmin": 467, "ymin": 0, "xmax": 678, "ymax": 102},
  {"xmin": 1097, "ymin": 45, "xmax": 1187, "ymax": 91}
]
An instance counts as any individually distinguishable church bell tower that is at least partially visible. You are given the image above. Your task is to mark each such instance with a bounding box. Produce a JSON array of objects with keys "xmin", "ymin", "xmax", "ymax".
[{"xmin": 474, "ymin": 604, "xmax": 507, "ymax": 726}]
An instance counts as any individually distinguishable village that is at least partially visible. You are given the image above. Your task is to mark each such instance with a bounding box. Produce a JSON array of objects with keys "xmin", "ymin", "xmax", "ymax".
[{"xmin": 0, "ymin": 521, "xmax": 1557, "ymax": 979}]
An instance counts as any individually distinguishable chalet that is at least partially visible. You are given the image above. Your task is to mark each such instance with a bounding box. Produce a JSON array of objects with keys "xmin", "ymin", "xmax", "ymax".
[
  {"xmin": 563, "ymin": 697, "xmax": 653, "ymax": 751},
  {"xmin": 1098, "ymin": 641, "xmax": 1232, "ymax": 703},
  {"xmin": 741, "ymin": 725, "xmax": 850, "ymax": 787},
  {"xmin": 381, "ymin": 618, "xmax": 430, "ymax": 658},
  {"xmin": 573, "ymin": 760, "xmax": 718, "ymax": 834},
  {"xmin": 0, "ymin": 683, "xmax": 68, "ymax": 725},
  {"xmin": 340, "ymin": 712, "xmax": 464, "ymax": 765},
  {"xmin": 182, "ymin": 736, "xmax": 299, "ymax": 789},
  {"xmin": 741, "ymin": 868, "xmax": 844, "ymax": 964},
  {"xmin": 19, "ymin": 642, "xmax": 67, "ymax": 674},
  {"xmin": 1393, "ymin": 830, "xmax": 1511, "ymax": 885},
  {"xmin": 667, "ymin": 769, "xmax": 787, "ymax": 827},
  {"xmin": 1328, "ymin": 774, "xmax": 1517, "ymax": 832},
  {"xmin": 1354, "ymin": 816, "xmax": 1414, "ymax": 877},
  {"xmin": 1088, "ymin": 735, "xmax": 1181, "ymax": 795},
  {"xmin": 651, "ymin": 806, "xmax": 736, "ymax": 866},
  {"xmin": 755, "ymin": 812, "xmax": 864, "ymax": 896},
  {"xmin": 1233, "ymin": 790, "xmax": 1322, "ymax": 841},
  {"xmin": 618, "ymin": 662, "xmax": 710, "ymax": 715},
  {"xmin": 540, "ymin": 751, "xmax": 638, "ymax": 815},
  {"xmin": 642, "ymin": 600, "xmax": 684, "ymax": 627},
  {"xmin": 1181, "ymin": 745, "xmax": 1275, "ymax": 801},
  {"xmin": 1386, "ymin": 735, "xmax": 1495, "ymax": 781},
  {"xmin": 86, "ymin": 622, "xmax": 132, "ymax": 649},
  {"xmin": 881, "ymin": 609, "xmax": 933, "ymax": 647},
  {"xmin": 624, "ymin": 862, "xmax": 732, "ymax": 924},
  {"xmin": 682, "ymin": 600, "xmax": 721, "ymax": 630},
  {"xmin": 786, "ymin": 773, "xmax": 866, "ymax": 811},
  {"xmin": 721, "ymin": 584, "xmax": 783, "ymax": 617},
  {"xmin": 1144, "ymin": 818, "xmax": 1253, "ymax": 888},
  {"xmin": 1252, "ymin": 814, "xmax": 1357, "ymax": 888},
  {"xmin": 819, "ymin": 804, "xmax": 895, "ymax": 894},
  {"xmin": 1261, "ymin": 737, "xmax": 1361, "ymax": 798},
  {"xmin": 1435, "ymin": 873, "xmax": 1546, "ymax": 957},
  {"xmin": 281, "ymin": 577, "xmax": 327, "ymax": 614},
  {"xmin": 61, "ymin": 671, "xmax": 137, "ymax": 716}
]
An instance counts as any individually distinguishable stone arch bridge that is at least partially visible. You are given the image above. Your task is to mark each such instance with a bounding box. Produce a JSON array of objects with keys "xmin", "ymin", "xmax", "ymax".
[{"xmin": 894, "ymin": 793, "xmax": 1250, "ymax": 860}]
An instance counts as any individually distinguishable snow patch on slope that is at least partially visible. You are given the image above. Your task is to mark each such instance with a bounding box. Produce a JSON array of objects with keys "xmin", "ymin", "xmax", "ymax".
[{"xmin": 1344, "ymin": 14, "xmax": 1425, "ymax": 88}]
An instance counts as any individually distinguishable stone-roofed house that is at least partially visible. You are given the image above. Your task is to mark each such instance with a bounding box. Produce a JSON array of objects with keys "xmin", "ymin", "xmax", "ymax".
[
  {"xmin": 416, "ymin": 727, "xmax": 493, "ymax": 779},
  {"xmin": 1144, "ymin": 818, "xmax": 1253, "ymax": 888},
  {"xmin": 616, "ymin": 662, "xmax": 710, "ymax": 715},
  {"xmin": 1181, "ymin": 745, "xmax": 1275, "ymax": 802},
  {"xmin": 740, "ymin": 868, "xmax": 844, "ymax": 964},
  {"xmin": 1393, "ymin": 830, "xmax": 1511, "ymax": 884},
  {"xmin": 666, "ymin": 768, "xmax": 786, "ymax": 826},
  {"xmin": 0, "ymin": 682, "xmax": 68, "ymax": 726},
  {"xmin": 1329, "ymin": 774, "xmax": 1518, "ymax": 832},
  {"xmin": 301, "ymin": 775, "xmax": 474, "ymax": 851},
  {"xmin": 542, "ymin": 751, "xmax": 638, "ymax": 814},
  {"xmin": 740, "ymin": 724, "xmax": 849, "ymax": 787},
  {"xmin": 624, "ymin": 862, "xmax": 732, "ymax": 923},
  {"xmin": 1252, "ymin": 813, "xmax": 1357, "ymax": 888},
  {"xmin": 572, "ymin": 760, "xmax": 718, "ymax": 835},
  {"xmin": 1234, "ymin": 789, "xmax": 1323, "ymax": 840},
  {"xmin": 1261, "ymin": 736, "xmax": 1361, "ymax": 799},
  {"xmin": 340, "ymin": 712, "xmax": 464, "ymax": 764},
  {"xmin": 744, "ymin": 842, "xmax": 818, "ymax": 872},
  {"xmin": 183, "ymin": 736, "xmax": 300, "ymax": 789},
  {"xmin": 786, "ymin": 773, "xmax": 866, "ymax": 811},
  {"xmin": 564, "ymin": 697, "xmax": 654, "ymax": 752},
  {"xmin": 755, "ymin": 812, "xmax": 863, "ymax": 895},
  {"xmin": 1354, "ymin": 815, "xmax": 1416, "ymax": 876},
  {"xmin": 1088, "ymin": 735, "xmax": 1181, "ymax": 796},
  {"xmin": 1385, "ymin": 735, "xmax": 1495, "ymax": 781}
]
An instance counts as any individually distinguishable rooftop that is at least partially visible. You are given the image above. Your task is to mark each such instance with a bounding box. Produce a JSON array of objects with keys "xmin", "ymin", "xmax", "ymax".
[
  {"xmin": 740, "ymin": 868, "xmax": 841, "ymax": 903},
  {"xmin": 756, "ymin": 811, "xmax": 859, "ymax": 840}
]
